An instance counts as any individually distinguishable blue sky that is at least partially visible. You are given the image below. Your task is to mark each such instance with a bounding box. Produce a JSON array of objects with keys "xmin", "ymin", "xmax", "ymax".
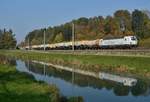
[{"xmin": 0, "ymin": 0, "xmax": 150, "ymax": 43}]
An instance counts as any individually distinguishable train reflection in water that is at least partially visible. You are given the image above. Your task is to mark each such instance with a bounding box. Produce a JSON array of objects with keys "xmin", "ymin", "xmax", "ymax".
[
  {"xmin": 99, "ymin": 72, "xmax": 137, "ymax": 86},
  {"xmin": 31, "ymin": 60, "xmax": 137, "ymax": 87}
]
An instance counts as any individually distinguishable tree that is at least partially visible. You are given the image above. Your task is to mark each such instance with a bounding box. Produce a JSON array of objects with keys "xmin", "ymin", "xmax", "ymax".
[
  {"xmin": 132, "ymin": 10, "xmax": 145, "ymax": 38},
  {"xmin": 88, "ymin": 16, "xmax": 105, "ymax": 38},
  {"xmin": 114, "ymin": 10, "xmax": 133, "ymax": 35},
  {"xmin": 63, "ymin": 23, "xmax": 72, "ymax": 41},
  {"xmin": 104, "ymin": 16, "xmax": 118, "ymax": 35},
  {"xmin": 0, "ymin": 29, "xmax": 17, "ymax": 49},
  {"xmin": 54, "ymin": 33, "xmax": 64, "ymax": 43},
  {"xmin": 0, "ymin": 30, "xmax": 3, "ymax": 49},
  {"xmin": 104, "ymin": 16, "xmax": 111, "ymax": 34},
  {"xmin": 144, "ymin": 20, "xmax": 150, "ymax": 38},
  {"xmin": 98, "ymin": 16, "xmax": 105, "ymax": 34},
  {"xmin": 76, "ymin": 17, "xmax": 89, "ymax": 25},
  {"xmin": 143, "ymin": 11, "xmax": 150, "ymax": 38}
]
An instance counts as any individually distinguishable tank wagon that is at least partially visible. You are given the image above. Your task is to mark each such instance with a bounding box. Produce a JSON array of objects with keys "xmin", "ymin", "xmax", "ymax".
[{"xmin": 24, "ymin": 36, "xmax": 138, "ymax": 50}]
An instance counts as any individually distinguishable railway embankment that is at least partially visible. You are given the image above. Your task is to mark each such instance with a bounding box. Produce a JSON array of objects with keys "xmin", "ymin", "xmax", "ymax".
[
  {"xmin": 33, "ymin": 49, "xmax": 150, "ymax": 57},
  {"xmin": 1, "ymin": 50, "xmax": 150, "ymax": 78}
]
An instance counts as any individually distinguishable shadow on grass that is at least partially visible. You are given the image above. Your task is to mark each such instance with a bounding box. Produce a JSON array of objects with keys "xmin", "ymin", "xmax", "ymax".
[{"xmin": 0, "ymin": 93, "xmax": 50, "ymax": 102}]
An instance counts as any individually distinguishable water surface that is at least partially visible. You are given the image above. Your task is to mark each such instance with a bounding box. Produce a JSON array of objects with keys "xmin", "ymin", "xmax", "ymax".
[{"xmin": 16, "ymin": 60, "xmax": 150, "ymax": 102}]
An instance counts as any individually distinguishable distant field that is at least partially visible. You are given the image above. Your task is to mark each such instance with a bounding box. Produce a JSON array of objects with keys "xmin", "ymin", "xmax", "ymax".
[{"xmin": 0, "ymin": 50, "xmax": 150, "ymax": 77}]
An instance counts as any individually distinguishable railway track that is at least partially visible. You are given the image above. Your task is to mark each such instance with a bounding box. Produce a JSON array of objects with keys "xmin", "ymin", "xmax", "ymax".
[
  {"xmin": 28, "ymin": 47, "xmax": 150, "ymax": 52},
  {"xmin": 43, "ymin": 49, "xmax": 150, "ymax": 52}
]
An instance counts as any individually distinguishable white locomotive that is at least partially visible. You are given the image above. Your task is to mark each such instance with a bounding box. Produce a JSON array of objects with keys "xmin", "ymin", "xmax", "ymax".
[
  {"xmin": 24, "ymin": 35, "xmax": 138, "ymax": 50},
  {"xmin": 100, "ymin": 36, "xmax": 138, "ymax": 48}
]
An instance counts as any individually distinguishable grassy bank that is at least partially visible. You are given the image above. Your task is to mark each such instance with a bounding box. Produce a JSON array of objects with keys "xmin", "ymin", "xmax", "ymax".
[
  {"xmin": 0, "ymin": 50, "xmax": 150, "ymax": 77},
  {"xmin": 139, "ymin": 38, "xmax": 150, "ymax": 48},
  {"xmin": 0, "ymin": 63, "xmax": 61, "ymax": 102}
]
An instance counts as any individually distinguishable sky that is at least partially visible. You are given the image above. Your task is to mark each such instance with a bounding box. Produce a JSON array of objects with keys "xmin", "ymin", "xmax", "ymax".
[{"xmin": 0, "ymin": 0, "xmax": 150, "ymax": 43}]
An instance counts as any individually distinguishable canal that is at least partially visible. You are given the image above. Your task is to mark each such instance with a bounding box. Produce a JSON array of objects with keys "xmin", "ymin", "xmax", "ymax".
[{"xmin": 1, "ymin": 56, "xmax": 150, "ymax": 102}]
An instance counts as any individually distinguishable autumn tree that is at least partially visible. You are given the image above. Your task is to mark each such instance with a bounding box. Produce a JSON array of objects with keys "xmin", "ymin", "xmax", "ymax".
[
  {"xmin": 114, "ymin": 10, "xmax": 133, "ymax": 35},
  {"xmin": 54, "ymin": 33, "xmax": 64, "ymax": 43},
  {"xmin": 104, "ymin": 16, "xmax": 118, "ymax": 35}
]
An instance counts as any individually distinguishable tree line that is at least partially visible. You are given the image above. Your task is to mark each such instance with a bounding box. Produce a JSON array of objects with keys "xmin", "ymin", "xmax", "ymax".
[
  {"xmin": 0, "ymin": 29, "xmax": 17, "ymax": 49},
  {"xmin": 21, "ymin": 9, "xmax": 150, "ymax": 46}
]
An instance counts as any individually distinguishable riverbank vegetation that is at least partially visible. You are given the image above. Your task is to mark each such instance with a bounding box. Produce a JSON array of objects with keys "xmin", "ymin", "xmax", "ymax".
[
  {"xmin": 139, "ymin": 37, "xmax": 150, "ymax": 48},
  {"xmin": 0, "ymin": 64, "xmax": 59, "ymax": 102},
  {"xmin": 0, "ymin": 50, "xmax": 150, "ymax": 78}
]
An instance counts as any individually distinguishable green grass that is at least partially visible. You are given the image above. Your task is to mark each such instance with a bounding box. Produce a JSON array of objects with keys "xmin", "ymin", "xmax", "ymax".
[
  {"xmin": 1, "ymin": 50, "xmax": 150, "ymax": 77},
  {"xmin": 0, "ymin": 64, "xmax": 60, "ymax": 102}
]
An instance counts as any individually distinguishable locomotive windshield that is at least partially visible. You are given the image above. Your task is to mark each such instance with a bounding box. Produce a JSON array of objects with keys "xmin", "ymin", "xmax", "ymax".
[{"xmin": 131, "ymin": 36, "xmax": 137, "ymax": 41}]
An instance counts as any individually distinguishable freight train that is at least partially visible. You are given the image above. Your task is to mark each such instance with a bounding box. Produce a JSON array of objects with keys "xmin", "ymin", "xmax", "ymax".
[{"xmin": 24, "ymin": 35, "xmax": 138, "ymax": 50}]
